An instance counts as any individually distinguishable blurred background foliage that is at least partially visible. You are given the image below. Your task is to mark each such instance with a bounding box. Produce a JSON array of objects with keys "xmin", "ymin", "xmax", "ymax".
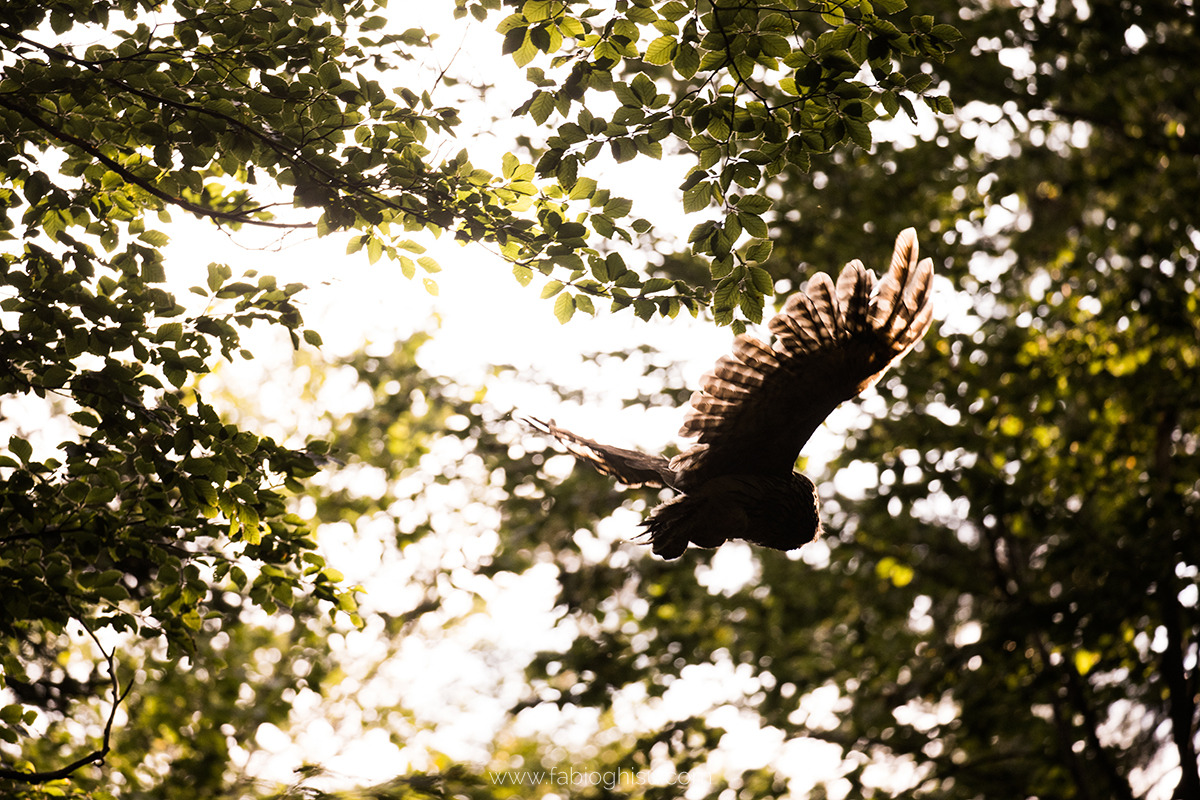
[{"xmin": 2, "ymin": 0, "xmax": 1199, "ymax": 798}]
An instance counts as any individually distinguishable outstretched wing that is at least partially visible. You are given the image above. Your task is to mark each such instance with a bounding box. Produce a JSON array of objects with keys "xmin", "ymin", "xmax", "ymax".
[
  {"xmin": 521, "ymin": 416, "xmax": 675, "ymax": 489},
  {"xmin": 671, "ymin": 228, "xmax": 934, "ymax": 487}
]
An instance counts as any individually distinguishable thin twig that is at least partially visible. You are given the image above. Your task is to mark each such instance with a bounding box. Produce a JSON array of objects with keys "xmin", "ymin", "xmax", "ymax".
[{"xmin": 0, "ymin": 619, "xmax": 131, "ymax": 784}]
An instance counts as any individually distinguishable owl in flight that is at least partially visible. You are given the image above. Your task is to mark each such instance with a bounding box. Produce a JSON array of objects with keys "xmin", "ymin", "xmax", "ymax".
[{"xmin": 525, "ymin": 229, "xmax": 935, "ymax": 559}]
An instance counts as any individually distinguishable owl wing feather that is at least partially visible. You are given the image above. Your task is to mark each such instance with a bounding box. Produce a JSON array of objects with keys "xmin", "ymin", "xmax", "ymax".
[
  {"xmin": 520, "ymin": 416, "xmax": 675, "ymax": 489},
  {"xmin": 670, "ymin": 228, "xmax": 934, "ymax": 487}
]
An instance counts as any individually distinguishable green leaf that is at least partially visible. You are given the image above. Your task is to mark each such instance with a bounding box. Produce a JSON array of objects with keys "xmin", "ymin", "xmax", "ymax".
[
  {"xmin": 157, "ymin": 321, "xmax": 184, "ymax": 343},
  {"xmin": 553, "ymin": 292, "xmax": 576, "ymax": 323},
  {"xmin": 0, "ymin": 704, "xmax": 24, "ymax": 725},
  {"xmin": 634, "ymin": 136, "xmax": 663, "ymax": 159},
  {"xmin": 906, "ymin": 73, "xmax": 933, "ymax": 93},
  {"xmin": 846, "ymin": 117, "xmax": 873, "ymax": 149},
  {"xmin": 738, "ymin": 212, "xmax": 770, "ymax": 239},
  {"xmin": 557, "ymin": 222, "xmax": 587, "ymax": 239},
  {"xmin": 735, "ymin": 195, "xmax": 773, "ymax": 214},
  {"xmin": 138, "ymin": 230, "xmax": 170, "ymax": 246},
  {"xmin": 230, "ymin": 566, "xmax": 248, "ymax": 590},
  {"xmin": 745, "ymin": 238, "xmax": 774, "ymax": 263},
  {"xmin": 673, "ymin": 43, "xmax": 700, "ymax": 78},
  {"xmin": 748, "ymin": 266, "xmax": 774, "ymax": 294},
  {"xmin": 605, "ymin": 252, "xmax": 628, "ymax": 279},
  {"xmin": 502, "ymin": 152, "xmax": 520, "ymax": 179},
  {"xmin": 143, "ymin": 259, "xmax": 167, "ymax": 283},
  {"xmin": 688, "ymin": 220, "xmax": 717, "ymax": 246},
  {"xmin": 555, "ymin": 155, "xmax": 579, "ymax": 188},
  {"xmin": 731, "ymin": 161, "xmax": 760, "ymax": 188},
  {"xmin": 502, "ymin": 24, "xmax": 527, "ymax": 54},
  {"xmin": 530, "ymin": 91, "xmax": 555, "ymax": 124},
  {"xmin": 603, "ymin": 197, "xmax": 633, "ymax": 218},
  {"xmin": 645, "ymin": 36, "xmax": 677, "ymax": 65},
  {"xmin": 659, "ymin": 1, "xmax": 690, "ymax": 21},
  {"xmin": 932, "ymin": 23, "xmax": 963, "ymax": 41},
  {"xmin": 911, "ymin": 14, "xmax": 935, "ymax": 32},
  {"xmin": 738, "ymin": 287, "xmax": 764, "ymax": 323},
  {"xmin": 569, "ymin": 177, "xmax": 598, "ymax": 200},
  {"xmin": 610, "ymin": 138, "xmax": 637, "ymax": 163},
  {"xmin": 524, "ymin": 1, "xmax": 554, "ymax": 22},
  {"xmin": 514, "ymin": 33, "xmax": 539, "ymax": 67},
  {"xmin": 631, "ymin": 73, "xmax": 657, "ymax": 105},
  {"xmin": 8, "ymin": 437, "xmax": 31, "ymax": 464},
  {"xmin": 683, "ymin": 183, "xmax": 712, "ymax": 214},
  {"xmin": 881, "ymin": 90, "xmax": 900, "ymax": 118},
  {"xmin": 318, "ymin": 61, "xmax": 340, "ymax": 88}
]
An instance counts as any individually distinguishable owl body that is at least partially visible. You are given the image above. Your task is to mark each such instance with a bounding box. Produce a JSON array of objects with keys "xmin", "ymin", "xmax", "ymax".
[{"xmin": 643, "ymin": 472, "xmax": 821, "ymax": 559}]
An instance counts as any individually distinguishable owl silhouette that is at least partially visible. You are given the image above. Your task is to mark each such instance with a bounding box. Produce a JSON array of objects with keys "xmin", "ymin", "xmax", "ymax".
[{"xmin": 525, "ymin": 228, "xmax": 935, "ymax": 559}]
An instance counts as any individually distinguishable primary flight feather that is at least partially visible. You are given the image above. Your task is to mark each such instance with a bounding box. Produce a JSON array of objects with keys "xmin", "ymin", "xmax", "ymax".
[{"xmin": 525, "ymin": 228, "xmax": 935, "ymax": 559}]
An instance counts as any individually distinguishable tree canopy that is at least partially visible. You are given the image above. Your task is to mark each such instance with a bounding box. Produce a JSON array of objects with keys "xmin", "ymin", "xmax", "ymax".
[{"xmin": 2, "ymin": 0, "xmax": 1199, "ymax": 798}]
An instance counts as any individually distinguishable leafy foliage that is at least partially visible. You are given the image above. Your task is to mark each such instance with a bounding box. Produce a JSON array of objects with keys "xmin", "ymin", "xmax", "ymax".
[
  {"xmin": 0, "ymin": 0, "xmax": 962, "ymax": 333},
  {"xmin": 4, "ymin": 0, "xmax": 1198, "ymax": 798},
  {"xmin": 463, "ymin": 0, "xmax": 960, "ymax": 329},
  {"xmin": 1, "ymin": 92, "xmax": 357, "ymax": 781}
]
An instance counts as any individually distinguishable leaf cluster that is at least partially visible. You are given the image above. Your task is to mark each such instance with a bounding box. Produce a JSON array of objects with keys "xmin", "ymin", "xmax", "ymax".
[
  {"xmin": 0, "ymin": 1, "xmax": 377, "ymax": 780},
  {"xmin": 460, "ymin": 0, "xmax": 960, "ymax": 328}
]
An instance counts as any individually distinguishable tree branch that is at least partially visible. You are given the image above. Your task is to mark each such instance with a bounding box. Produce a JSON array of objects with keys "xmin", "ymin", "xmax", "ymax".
[
  {"xmin": 0, "ymin": 96, "xmax": 312, "ymax": 229},
  {"xmin": 1150, "ymin": 405, "xmax": 1199, "ymax": 800},
  {"xmin": 1158, "ymin": 575, "xmax": 1199, "ymax": 800},
  {"xmin": 983, "ymin": 486, "xmax": 1133, "ymax": 799},
  {"xmin": 0, "ymin": 620, "xmax": 131, "ymax": 784},
  {"xmin": 0, "ymin": 24, "xmax": 459, "ymax": 234}
]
